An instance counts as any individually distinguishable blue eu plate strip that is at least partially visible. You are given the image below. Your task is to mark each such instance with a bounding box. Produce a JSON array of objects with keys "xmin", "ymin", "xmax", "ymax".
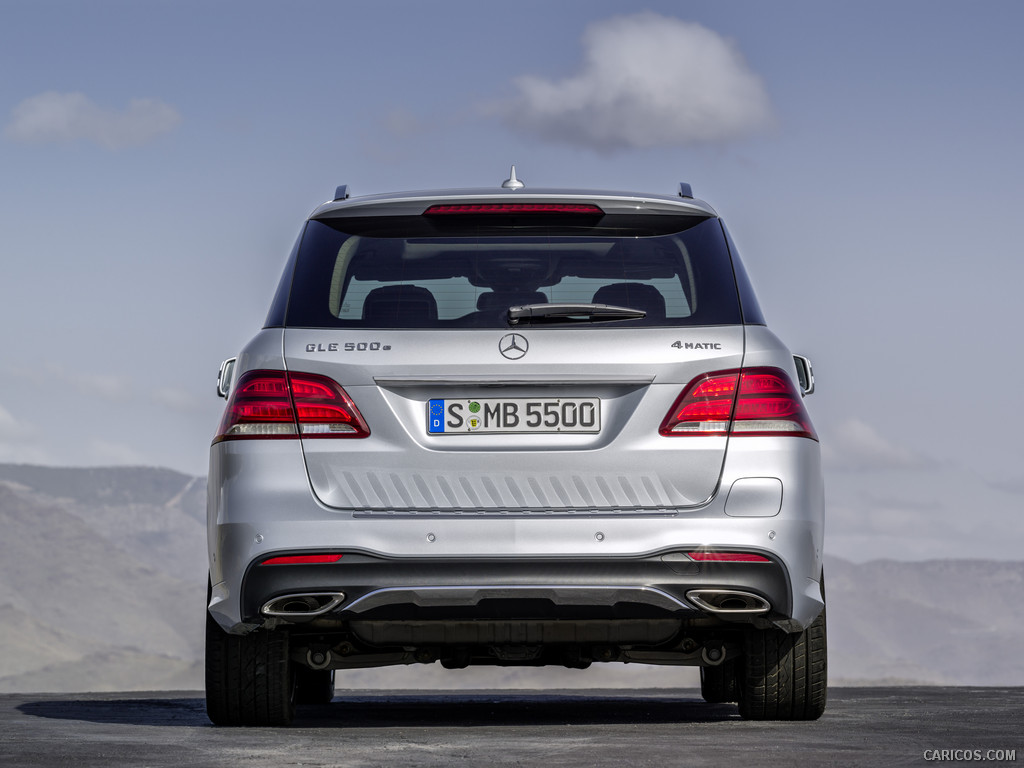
[{"xmin": 427, "ymin": 399, "xmax": 445, "ymax": 433}]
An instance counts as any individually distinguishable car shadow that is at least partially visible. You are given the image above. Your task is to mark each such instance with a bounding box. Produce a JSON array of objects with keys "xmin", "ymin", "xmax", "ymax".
[{"xmin": 17, "ymin": 690, "xmax": 742, "ymax": 728}]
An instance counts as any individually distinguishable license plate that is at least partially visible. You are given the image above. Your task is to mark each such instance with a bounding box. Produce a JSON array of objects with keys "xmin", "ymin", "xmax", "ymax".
[{"xmin": 427, "ymin": 398, "xmax": 601, "ymax": 434}]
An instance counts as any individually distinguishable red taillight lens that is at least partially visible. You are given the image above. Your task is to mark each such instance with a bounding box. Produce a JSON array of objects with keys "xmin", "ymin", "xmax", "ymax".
[
  {"xmin": 731, "ymin": 369, "xmax": 816, "ymax": 439},
  {"xmin": 288, "ymin": 372, "xmax": 370, "ymax": 437},
  {"xmin": 217, "ymin": 371, "xmax": 296, "ymax": 439},
  {"xmin": 423, "ymin": 203, "xmax": 604, "ymax": 215},
  {"xmin": 215, "ymin": 370, "xmax": 370, "ymax": 442},
  {"xmin": 686, "ymin": 551, "xmax": 771, "ymax": 562},
  {"xmin": 660, "ymin": 367, "xmax": 816, "ymax": 440},
  {"xmin": 659, "ymin": 373, "xmax": 738, "ymax": 435},
  {"xmin": 260, "ymin": 554, "xmax": 344, "ymax": 566},
  {"xmin": 738, "ymin": 372, "xmax": 790, "ymax": 395}
]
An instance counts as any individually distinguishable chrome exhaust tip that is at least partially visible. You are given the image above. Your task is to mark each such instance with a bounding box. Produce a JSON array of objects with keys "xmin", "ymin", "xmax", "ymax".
[
  {"xmin": 262, "ymin": 592, "xmax": 346, "ymax": 618},
  {"xmin": 686, "ymin": 589, "xmax": 771, "ymax": 615}
]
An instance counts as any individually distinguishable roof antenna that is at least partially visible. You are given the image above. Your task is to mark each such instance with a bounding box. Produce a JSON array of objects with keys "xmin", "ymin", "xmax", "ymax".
[{"xmin": 501, "ymin": 165, "xmax": 525, "ymax": 190}]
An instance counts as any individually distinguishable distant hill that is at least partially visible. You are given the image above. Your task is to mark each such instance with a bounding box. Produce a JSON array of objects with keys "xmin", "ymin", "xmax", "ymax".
[
  {"xmin": 0, "ymin": 463, "xmax": 1021, "ymax": 692},
  {"xmin": 0, "ymin": 464, "xmax": 205, "ymax": 509},
  {"xmin": 824, "ymin": 556, "xmax": 1024, "ymax": 685},
  {"xmin": 0, "ymin": 464, "xmax": 207, "ymax": 693}
]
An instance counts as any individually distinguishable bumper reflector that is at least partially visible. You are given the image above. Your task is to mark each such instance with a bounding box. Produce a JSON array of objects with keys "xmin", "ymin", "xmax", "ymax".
[
  {"xmin": 260, "ymin": 554, "xmax": 344, "ymax": 566},
  {"xmin": 686, "ymin": 552, "xmax": 771, "ymax": 562}
]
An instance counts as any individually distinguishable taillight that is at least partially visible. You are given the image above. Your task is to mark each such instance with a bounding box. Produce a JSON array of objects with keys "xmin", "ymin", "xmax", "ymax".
[
  {"xmin": 660, "ymin": 373, "xmax": 739, "ymax": 435},
  {"xmin": 423, "ymin": 203, "xmax": 604, "ymax": 215},
  {"xmin": 660, "ymin": 367, "xmax": 816, "ymax": 440},
  {"xmin": 287, "ymin": 373, "xmax": 369, "ymax": 437},
  {"xmin": 215, "ymin": 370, "xmax": 370, "ymax": 442}
]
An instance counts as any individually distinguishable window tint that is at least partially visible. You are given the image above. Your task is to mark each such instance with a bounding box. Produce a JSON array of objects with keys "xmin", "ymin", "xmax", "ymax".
[
  {"xmin": 284, "ymin": 216, "xmax": 742, "ymax": 328},
  {"xmin": 721, "ymin": 222, "xmax": 766, "ymax": 326},
  {"xmin": 263, "ymin": 232, "xmax": 301, "ymax": 328}
]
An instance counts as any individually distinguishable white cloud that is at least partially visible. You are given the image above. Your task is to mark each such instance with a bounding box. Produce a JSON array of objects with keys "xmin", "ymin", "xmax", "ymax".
[
  {"xmin": 0, "ymin": 404, "xmax": 49, "ymax": 464},
  {"xmin": 0, "ymin": 404, "xmax": 32, "ymax": 441},
  {"xmin": 6, "ymin": 365, "xmax": 131, "ymax": 403},
  {"xmin": 70, "ymin": 371, "xmax": 132, "ymax": 401},
  {"xmin": 6, "ymin": 91, "xmax": 181, "ymax": 149},
  {"xmin": 151, "ymin": 387, "xmax": 202, "ymax": 414},
  {"xmin": 491, "ymin": 13, "xmax": 773, "ymax": 151},
  {"xmin": 87, "ymin": 439, "xmax": 146, "ymax": 466},
  {"xmin": 823, "ymin": 418, "xmax": 936, "ymax": 472},
  {"xmin": 381, "ymin": 107, "xmax": 425, "ymax": 139}
]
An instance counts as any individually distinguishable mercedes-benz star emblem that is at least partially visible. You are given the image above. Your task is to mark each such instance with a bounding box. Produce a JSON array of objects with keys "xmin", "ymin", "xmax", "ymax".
[{"xmin": 499, "ymin": 333, "xmax": 529, "ymax": 360}]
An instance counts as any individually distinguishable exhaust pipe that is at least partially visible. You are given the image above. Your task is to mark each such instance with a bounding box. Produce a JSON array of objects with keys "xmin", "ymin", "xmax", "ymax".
[
  {"xmin": 686, "ymin": 589, "xmax": 770, "ymax": 615},
  {"xmin": 262, "ymin": 592, "xmax": 346, "ymax": 618}
]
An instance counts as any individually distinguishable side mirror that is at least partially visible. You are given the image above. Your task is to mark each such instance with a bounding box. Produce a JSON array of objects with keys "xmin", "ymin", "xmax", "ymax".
[
  {"xmin": 793, "ymin": 355, "xmax": 815, "ymax": 396},
  {"xmin": 216, "ymin": 358, "xmax": 237, "ymax": 399}
]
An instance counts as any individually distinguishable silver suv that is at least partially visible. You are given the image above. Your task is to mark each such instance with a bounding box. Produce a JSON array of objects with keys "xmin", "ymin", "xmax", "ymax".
[{"xmin": 205, "ymin": 171, "xmax": 826, "ymax": 725}]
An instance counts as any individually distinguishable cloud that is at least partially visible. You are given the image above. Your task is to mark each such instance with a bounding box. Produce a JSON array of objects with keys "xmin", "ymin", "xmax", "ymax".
[
  {"xmin": 69, "ymin": 371, "xmax": 132, "ymax": 401},
  {"xmin": 381, "ymin": 107, "xmax": 425, "ymax": 139},
  {"xmin": 0, "ymin": 404, "xmax": 49, "ymax": 464},
  {"xmin": 988, "ymin": 476, "xmax": 1024, "ymax": 495},
  {"xmin": 0, "ymin": 404, "xmax": 32, "ymax": 441},
  {"xmin": 6, "ymin": 91, "xmax": 181, "ymax": 149},
  {"xmin": 6, "ymin": 365, "xmax": 131, "ymax": 403},
  {"xmin": 490, "ymin": 13, "xmax": 773, "ymax": 151},
  {"xmin": 151, "ymin": 387, "xmax": 202, "ymax": 414},
  {"xmin": 823, "ymin": 418, "xmax": 937, "ymax": 472},
  {"xmin": 87, "ymin": 439, "xmax": 147, "ymax": 466}
]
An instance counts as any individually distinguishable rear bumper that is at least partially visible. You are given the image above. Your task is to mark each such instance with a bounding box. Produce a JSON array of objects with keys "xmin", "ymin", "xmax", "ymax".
[
  {"xmin": 241, "ymin": 552, "xmax": 791, "ymax": 621},
  {"xmin": 207, "ymin": 436, "xmax": 825, "ymax": 634}
]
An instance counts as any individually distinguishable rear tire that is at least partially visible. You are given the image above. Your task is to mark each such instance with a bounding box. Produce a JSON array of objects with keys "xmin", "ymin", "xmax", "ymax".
[
  {"xmin": 205, "ymin": 612, "xmax": 295, "ymax": 726},
  {"xmin": 737, "ymin": 607, "xmax": 827, "ymax": 721},
  {"xmin": 294, "ymin": 667, "xmax": 335, "ymax": 706}
]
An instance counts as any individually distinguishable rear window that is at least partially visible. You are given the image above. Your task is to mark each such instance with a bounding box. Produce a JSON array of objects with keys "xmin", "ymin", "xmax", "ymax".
[{"xmin": 281, "ymin": 214, "xmax": 742, "ymax": 328}]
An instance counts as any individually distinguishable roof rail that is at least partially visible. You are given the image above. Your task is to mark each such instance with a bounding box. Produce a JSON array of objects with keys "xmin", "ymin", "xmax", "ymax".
[
  {"xmin": 334, "ymin": 185, "xmax": 350, "ymax": 201},
  {"xmin": 678, "ymin": 182, "xmax": 693, "ymax": 199}
]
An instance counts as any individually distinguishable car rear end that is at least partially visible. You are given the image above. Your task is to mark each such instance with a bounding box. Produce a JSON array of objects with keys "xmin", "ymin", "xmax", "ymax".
[{"xmin": 205, "ymin": 181, "xmax": 826, "ymax": 725}]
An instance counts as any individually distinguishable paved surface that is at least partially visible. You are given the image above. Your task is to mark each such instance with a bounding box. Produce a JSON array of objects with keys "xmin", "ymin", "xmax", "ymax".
[{"xmin": 1, "ymin": 688, "xmax": 1022, "ymax": 767}]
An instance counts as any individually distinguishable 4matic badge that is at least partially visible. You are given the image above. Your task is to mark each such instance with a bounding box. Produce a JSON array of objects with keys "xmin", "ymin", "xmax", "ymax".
[
  {"xmin": 671, "ymin": 341, "xmax": 722, "ymax": 350},
  {"xmin": 499, "ymin": 333, "xmax": 528, "ymax": 360}
]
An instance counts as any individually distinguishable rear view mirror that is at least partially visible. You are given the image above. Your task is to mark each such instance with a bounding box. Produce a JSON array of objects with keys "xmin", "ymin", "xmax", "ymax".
[
  {"xmin": 793, "ymin": 355, "xmax": 815, "ymax": 396},
  {"xmin": 216, "ymin": 358, "xmax": 237, "ymax": 399}
]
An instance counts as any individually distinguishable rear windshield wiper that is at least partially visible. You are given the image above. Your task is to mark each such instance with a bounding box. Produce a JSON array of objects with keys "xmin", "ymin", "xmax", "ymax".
[{"xmin": 507, "ymin": 303, "xmax": 646, "ymax": 326}]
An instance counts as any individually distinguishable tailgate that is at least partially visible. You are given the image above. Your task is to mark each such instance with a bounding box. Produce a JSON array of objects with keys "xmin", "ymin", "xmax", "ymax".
[{"xmin": 285, "ymin": 326, "xmax": 743, "ymax": 515}]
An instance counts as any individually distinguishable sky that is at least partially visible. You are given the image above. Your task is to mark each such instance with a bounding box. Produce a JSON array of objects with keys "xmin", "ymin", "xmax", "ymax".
[{"xmin": 1, "ymin": 0, "xmax": 1022, "ymax": 562}]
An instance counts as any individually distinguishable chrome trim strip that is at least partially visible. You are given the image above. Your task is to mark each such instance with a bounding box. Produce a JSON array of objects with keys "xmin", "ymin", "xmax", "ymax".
[
  {"xmin": 374, "ymin": 375, "xmax": 654, "ymax": 387},
  {"xmin": 343, "ymin": 585, "xmax": 693, "ymax": 614}
]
